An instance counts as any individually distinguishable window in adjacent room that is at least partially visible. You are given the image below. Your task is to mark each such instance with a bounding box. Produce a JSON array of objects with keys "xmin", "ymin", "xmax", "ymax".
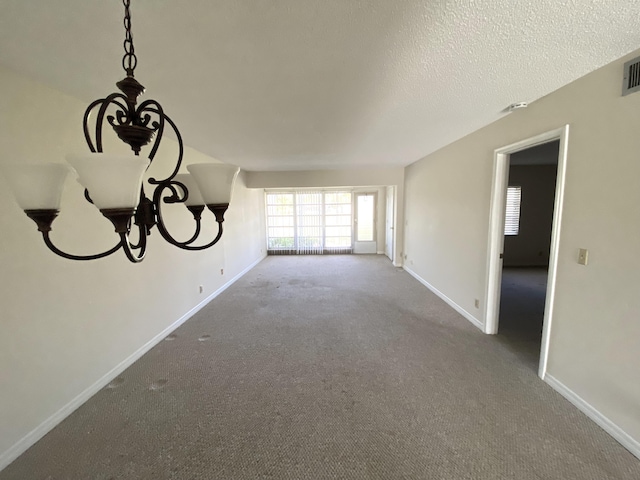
[{"xmin": 504, "ymin": 186, "xmax": 522, "ymax": 235}]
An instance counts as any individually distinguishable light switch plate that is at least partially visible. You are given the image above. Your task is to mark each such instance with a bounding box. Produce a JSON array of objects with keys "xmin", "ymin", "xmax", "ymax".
[{"xmin": 578, "ymin": 248, "xmax": 589, "ymax": 266}]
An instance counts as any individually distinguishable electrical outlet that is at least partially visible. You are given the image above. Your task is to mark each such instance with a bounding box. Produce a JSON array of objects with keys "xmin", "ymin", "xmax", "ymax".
[
  {"xmin": 474, "ymin": 299, "xmax": 480, "ymax": 309},
  {"xmin": 199, "ymin": 285, "xmax": 204, "ymax": 294},
  {"xmin": 220, "ymin": 268, "xmax": 224, "ymax": 275},
  {"xmin": 578, "ymin": 248, "xmax": 589, "ymax": 266}
]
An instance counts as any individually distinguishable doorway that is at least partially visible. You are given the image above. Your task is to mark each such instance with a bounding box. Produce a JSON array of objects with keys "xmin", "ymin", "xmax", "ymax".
[
  {"xmin": 485, "ymin": 126, "xmax": 569, "ymax": 378},
  {"xmin": 353, "ymin": 192, "xmax": 377, "ymax": 254},
  {"xmin": 499, "ymin": 141, "xmax": 559, "ymax": 370}
]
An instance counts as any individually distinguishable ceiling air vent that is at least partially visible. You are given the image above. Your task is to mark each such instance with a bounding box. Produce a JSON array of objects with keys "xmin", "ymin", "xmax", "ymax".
[{"xmin": 622, "ymin": 56, "xmax": 640, "ymax": 96}]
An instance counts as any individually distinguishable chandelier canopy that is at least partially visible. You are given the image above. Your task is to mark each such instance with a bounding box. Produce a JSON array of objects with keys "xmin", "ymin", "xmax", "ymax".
[{"xmin": 1, "ymin": 0, "xmax": 239, "ymax": 263}]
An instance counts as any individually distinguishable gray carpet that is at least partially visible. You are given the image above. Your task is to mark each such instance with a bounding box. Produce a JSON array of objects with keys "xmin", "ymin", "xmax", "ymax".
[
  {"xmin": 2, "ymin": 255, "xmax": 638, "ymax": 479},
  {"xmin": 496, "ymin": 267, "xmax": 549, "ymax": 372}
]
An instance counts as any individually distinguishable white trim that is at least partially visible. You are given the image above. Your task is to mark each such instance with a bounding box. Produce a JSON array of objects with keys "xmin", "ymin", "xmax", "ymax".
[
  {"xmin": 0, "ymin": 254, "xmax": 266, "ymax": 473},
  {"xmin": 545, "ymin": 374, "xmax": 640, "ymax": 460},
  {"xmin": 484, "ymin": 125, "xmax": 570, "ymax": 380},
  {"xmin": 404, "ymin": 265, "xmax": 484, "ymax": 331},
  {"xmin": 377, "ymin": 251, "xmax": 385, "ymax": 255},
  {"xmin": 385, "ymin": 185, "xmax": 395, "ymax": 262},
  {"xmin": 392, "ymin": 261, "xmax": 403, "ymax": 267},
  {"xmin": 484, "ymin": 150, "xmax": 510, "ymax": 333}
]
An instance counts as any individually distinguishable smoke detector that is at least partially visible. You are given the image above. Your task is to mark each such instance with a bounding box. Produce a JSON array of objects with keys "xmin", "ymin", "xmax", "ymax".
[{"xmin": 507, "ymin": 102, "xmax": 528, "ymax": 112}]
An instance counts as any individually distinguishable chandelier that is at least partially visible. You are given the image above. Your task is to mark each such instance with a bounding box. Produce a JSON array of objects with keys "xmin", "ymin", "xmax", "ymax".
[{"xmin": 1, "ymin": 0, "xmax": 239, "ymax": 263}]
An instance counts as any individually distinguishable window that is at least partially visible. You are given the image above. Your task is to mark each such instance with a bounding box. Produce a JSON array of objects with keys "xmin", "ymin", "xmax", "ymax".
[
  {"xmin": 504, "ymin": 186, "xmax": 522, "ymax": 235},
  {"xmin": 266, "ymin": 191, "xmax": 353, "ymax": 254},
  {"xmin": 356, "ymin": 194, "xmax": 375, "ymax": 241},
  {"xmin": 324, "ymin": 192, "xmax": 353, "ymax": 249},
  {"xmin": 266, "ymin": 193, "xmax": 295, "ymax": 249}
]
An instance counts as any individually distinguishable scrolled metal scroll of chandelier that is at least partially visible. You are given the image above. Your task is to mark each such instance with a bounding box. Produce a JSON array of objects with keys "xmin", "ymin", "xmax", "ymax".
[{"xmin": 1, "ymin": 0, "xmax": 239, "ymax": 263}]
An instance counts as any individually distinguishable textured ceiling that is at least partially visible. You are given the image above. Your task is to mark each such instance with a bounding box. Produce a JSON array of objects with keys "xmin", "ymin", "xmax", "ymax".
[{"xmin": 1, "ymin": 1, "xmax": 639, "ymax": 171}]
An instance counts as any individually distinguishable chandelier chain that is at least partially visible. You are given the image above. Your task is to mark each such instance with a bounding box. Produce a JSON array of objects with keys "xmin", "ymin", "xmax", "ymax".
[{"xmin": 122, "ymin": 0, "xmax": 137, "ymax": 76}]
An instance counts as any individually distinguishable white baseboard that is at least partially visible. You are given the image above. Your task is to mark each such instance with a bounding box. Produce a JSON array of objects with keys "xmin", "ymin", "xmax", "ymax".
[
  {"xmin": 0, "ymin": 254, "xmax": 266, "ymax": 473},
  {"xmin": 544, "ymin": 374, "xmax": 640, "ymax": 460},
  {"xmin": 403, "ymin": 266, "xmax": 484, "ymax": 332}
]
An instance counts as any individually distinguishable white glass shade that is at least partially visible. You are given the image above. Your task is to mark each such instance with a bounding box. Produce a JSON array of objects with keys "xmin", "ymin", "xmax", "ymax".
[
  {"xmin": 1, "ymin": 163, "xmax": 71, "ymax": 210},
  {"xmin": 186, "ymin": 163, "xmax": 240, "ymax": 205},
  {"xmin": 174, "ymin": 173, "xmax": 205, "ymax": 206},
  {"xmin": 67, "ymin": 153, "xmax": 150, "ymax": 210}
]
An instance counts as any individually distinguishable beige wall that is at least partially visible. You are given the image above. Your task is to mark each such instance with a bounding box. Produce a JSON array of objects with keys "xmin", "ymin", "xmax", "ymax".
[
  {"xmin": 0, "ymin": 66, "xmax": 266, "ymax": 463},
  {"xmin": 404, "ymin": 49, "xmax": 640, "ymax": 445},
  {"xmin": 248, "ymin": 168, "xmax": 405, "ymax": 265}
]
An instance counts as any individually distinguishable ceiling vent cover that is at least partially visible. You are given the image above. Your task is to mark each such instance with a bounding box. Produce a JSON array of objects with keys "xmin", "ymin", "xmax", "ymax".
[{"xmin": 622, "ymin": 57, "xmax": 640, "ymax": 96}]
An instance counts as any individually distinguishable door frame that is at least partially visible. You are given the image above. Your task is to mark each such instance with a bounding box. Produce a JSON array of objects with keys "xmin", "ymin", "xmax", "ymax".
[
  {"xmin": 385, "ymin": 186, "xmax": 395, "ymax": 261},
  {"xmin": 484, "ymin": 125, "xmax": 569, "ymax": 379}
]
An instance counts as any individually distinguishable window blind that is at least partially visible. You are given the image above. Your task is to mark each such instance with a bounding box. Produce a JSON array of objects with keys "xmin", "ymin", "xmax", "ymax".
[
  {"xmin": 504, "ymin": 186, "xmax": 522, "ymax": 236},
  {"xmin": 266, "ymin": 191, "xmax": 352, "ymax": 254}
]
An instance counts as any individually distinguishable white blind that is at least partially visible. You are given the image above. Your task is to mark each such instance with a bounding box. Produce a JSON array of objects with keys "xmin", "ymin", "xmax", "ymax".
[
  {"xmin": 504, "ymin": 186, "xmax": 522, "ymax": 236},
  {"xmin": 324, "ymin": 192, "xmax": 352, "ymax": 251},
  {"xmin": 266, "ymin": 193, "xmax": 295, "ymax": 249},
  {"xmin": 296, "ymin": 191, "xmax": 323, "ymax": 254},
  {"xmin": 266, "ymin": 191, "xmax": 352, "ymax": 254}
]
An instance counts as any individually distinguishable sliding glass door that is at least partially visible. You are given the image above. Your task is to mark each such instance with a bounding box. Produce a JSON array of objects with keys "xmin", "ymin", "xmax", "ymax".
[{"xmin": 266, "ymin": 191, "xmax": 353, "ymax": 255}]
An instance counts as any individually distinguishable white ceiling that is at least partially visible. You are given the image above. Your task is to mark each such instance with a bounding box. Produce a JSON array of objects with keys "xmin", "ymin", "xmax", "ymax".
[{"xmin": 1, "ymin": 1, "xmax": 639, "ymax": 171}]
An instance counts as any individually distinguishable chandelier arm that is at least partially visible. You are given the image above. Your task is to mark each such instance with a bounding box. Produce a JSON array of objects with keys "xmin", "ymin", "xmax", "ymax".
[
  {"xmin": 136, "ymin": 100, "xmax": 165, "ymax": 163},
  {"xmin": 83, "ymin": 98, "xmax": 129, "ymax": 153},
  {"xmin": 41, "ymin": 232, "xmax": 123, "ymax": 261},
  {"xmin": 182, "ymin": 217, "xmax": 203, "ymax": 245},
  {"xmin": 120, "ymin": 230, "xmax": 146, "ymax": 263},
  {"xmin": 177, "ymin": 222, "xmax": 224, "ymax": 251},
  {"xmin": 99, "ymin": 208, "xmax": 146, "ymax": 263},
  {"xmin": 157, "ymin": 211, "xmax": 205, "ymax": 248},
  {"xmin": 152, "ymin": 182, "xmax": 210, "ymax": 248},
  {"xmin": 126, "ymin": 221, "xmax": 147, "ymax": 250},
  {"xmin": 83, "ymin": 99, "xmax": 105, "ymax": 153},
  {"xmin": 144, "ymin": 108, "xmax": 183, "ymax": 185},
  {"xmin": 86, "ymin": 93, "xmax": 131, "ymax": 153},
  {"xmin": 155, "ymin": 220, "xmax": 224, "ymax": 252}
]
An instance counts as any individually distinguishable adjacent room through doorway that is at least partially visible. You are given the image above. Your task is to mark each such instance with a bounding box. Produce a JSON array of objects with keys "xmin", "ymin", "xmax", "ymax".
[{"xmin": 497, "ymin": 140, "xmax": 560, "ymax": 371}]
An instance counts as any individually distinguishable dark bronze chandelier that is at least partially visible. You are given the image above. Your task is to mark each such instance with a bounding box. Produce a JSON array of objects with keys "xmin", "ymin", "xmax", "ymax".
[{"xmin": 2, "ymin": 0, "xmax": 239, "ymax": 263}]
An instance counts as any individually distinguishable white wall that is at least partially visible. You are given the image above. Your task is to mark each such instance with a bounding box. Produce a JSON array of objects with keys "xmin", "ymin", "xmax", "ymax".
[
  {"xmin": 403, "ymin": 49, "xmax": 640, "ymax": 450},
  {"xmin": 248, "ymin": 168, "xmax": 405, "ymax": 265},
  {"xmin": 0, "ymin": 65, "xmax": 266, "ymax": 467}
]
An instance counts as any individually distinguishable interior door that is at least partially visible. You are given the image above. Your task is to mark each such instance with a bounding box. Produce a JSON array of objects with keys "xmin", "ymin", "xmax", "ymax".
[
  {"xmin": 353, "ymin": 192, "xmax": 377, "ymax": 254},
  {"xmin": 385, "ymin": 186, "xmax": 394, "ymax": 260}
]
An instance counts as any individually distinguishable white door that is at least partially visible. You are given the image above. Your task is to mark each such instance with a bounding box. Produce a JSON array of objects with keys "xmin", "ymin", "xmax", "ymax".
[
  {"xmin": 353, "ymin": 192, "xmax": 377, "ymax": 254},
  {"xmin": 385, "ymin": 186, "xmax": 394, "ymax": 260}
]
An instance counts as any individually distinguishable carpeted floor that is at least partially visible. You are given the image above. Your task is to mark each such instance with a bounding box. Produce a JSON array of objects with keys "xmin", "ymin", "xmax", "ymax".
[
  {"xmin": 496, "ymin": 267, "xmax": 549, "ymax": 372},
  {"xmin": 2, "ymin": 255, "xmax": 638, "ymax": 479}
]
